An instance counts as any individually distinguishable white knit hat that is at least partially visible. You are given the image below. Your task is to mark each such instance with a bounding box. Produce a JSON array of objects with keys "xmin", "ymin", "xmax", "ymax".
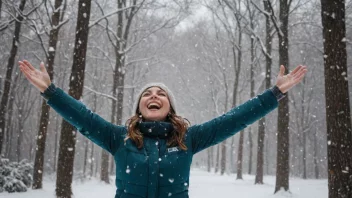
[{"xmin": 133, "ymin": 83, "xmax": 177, "ymax": 115}]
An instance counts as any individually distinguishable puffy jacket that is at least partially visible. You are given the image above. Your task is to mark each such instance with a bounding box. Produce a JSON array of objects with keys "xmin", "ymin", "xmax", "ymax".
[{"xmin": 41, "ymin": 83, "xmax": 281, "ymax": 198}]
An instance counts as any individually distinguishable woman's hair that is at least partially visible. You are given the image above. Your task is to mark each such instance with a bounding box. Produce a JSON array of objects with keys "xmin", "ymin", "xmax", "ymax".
[{"xmin": 125, "ymin": 107, "xmax": 190, "ymax": 150}]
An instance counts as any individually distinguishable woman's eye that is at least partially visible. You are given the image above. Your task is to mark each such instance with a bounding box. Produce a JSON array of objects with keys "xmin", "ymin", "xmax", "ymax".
[{"xmin": 159, "ymin": 93, "xmax": 166, "ymax": 96}]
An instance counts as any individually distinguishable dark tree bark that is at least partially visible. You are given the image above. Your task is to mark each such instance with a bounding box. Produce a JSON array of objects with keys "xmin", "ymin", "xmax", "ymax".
[
  {"xmin": 32, "ymin": 0, "xmax": 65, "ymax": 189},
  {"xmin": 268, "ymin": 0, "xmax": 291, "ymax": 193},
  {"xmin": 0, "ymin": 0, "xmax": 26, "ymax": 154},
  {"xmin": 321, "ymin": 0, "xmax": 352, "ymax": 197},
  {"xmin": 4, "ymin": 76, "xmax": 17, "ymax": 158},
  {"xmin": 255, "ymin": 2, "xmax": 273, "ymax": 185},
  {"xmin": 101, "ymin": 0, "xmax": 139, "ymax": 181},
  {"xmin": 55, "ymin": 0, "xmax": 91, "ymax": 197}
]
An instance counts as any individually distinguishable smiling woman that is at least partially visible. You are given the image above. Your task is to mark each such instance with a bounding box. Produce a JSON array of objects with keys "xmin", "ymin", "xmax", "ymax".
[
  {"xmin": 18, "ymin": 59, "xmax": 307, "ymax": 198},
  {"xmin": 139, "ymin": 86, "xmax": 172, "ymax": 122}
]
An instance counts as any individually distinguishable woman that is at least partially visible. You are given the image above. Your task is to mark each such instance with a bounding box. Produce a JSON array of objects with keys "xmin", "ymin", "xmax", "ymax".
[{"xmin": 18, "ymin": 60, "xmax": 307, "ymax": 198}]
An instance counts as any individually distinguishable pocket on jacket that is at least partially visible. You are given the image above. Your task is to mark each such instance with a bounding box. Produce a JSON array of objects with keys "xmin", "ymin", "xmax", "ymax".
[{"xmin": 116, "ymin": 179, "xmax": 147, "ymax": 198}]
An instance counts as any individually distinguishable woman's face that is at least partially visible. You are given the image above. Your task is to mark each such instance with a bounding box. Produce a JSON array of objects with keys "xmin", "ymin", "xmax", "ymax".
[{"xmin": 138, "ymin": 87, "xmax": 171, "ymax": 121}]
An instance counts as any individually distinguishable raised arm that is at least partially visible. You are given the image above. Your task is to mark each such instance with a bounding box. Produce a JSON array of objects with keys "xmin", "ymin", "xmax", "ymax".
[
  {"xmin": 188, "ymin": 65, "xmax": 307, "ymax": 154},
  {"xmin": 188, "ymin": 87, "xmax": 279, "ymax": 154},
  {"xmin": 19, "ymin": 60, "xmax": 125, "ymax": 154}
]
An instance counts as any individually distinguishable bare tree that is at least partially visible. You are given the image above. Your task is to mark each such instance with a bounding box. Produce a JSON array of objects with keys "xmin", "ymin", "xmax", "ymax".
[
  {"xmin": 255, "ymin": 0, "xmax": 274, "ymax": 184},
  {"xmin": 56, "ymin": 0, "xmax": 91, "ymax": 197},
  {"xmin": 321, "ymin": 0, "xmax": 352, "ymax": 197},
  {"xmin": 0, "ymin": 0, "xmax": 26, "ymax": 154},
  {"xmin": 263, "ymin": 0, "xmax": 292, "ymax": 192},
  {"xmin": 32, "ymin": 0, "xmax": 67, "ymax": 189}
]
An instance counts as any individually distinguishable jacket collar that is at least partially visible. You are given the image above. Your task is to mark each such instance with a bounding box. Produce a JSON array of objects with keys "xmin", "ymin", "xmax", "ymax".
[{"xmin": 138, "ymin": 121, "xmax": 174, "ymax": 139}]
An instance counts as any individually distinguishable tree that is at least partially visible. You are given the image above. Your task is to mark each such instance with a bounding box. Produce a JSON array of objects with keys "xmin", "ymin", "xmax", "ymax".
[
  {"xmin": 263, "ymin": 0, "xmax": 292, "ymax": 192},
  {"xmin": 206, "ymin": 0, "xmax": 245, "ymax": 177},
  {"xmin": 0, "ymin": 0, "xmax": 26, "ymax": 154},
  {"xmin": 321, "ymin": 0, "xmax": 352, "ymax": 197},
  {"xmin": 32, "ymin": 0, "xmax": 66, "ymax": 189},
  {"xmin": 255, "ymin": 0, "xmax": 274, "ymax": 184},
  {"xmin": 55, "ymin": 0, "xmax": 91, "ymax": 197}
]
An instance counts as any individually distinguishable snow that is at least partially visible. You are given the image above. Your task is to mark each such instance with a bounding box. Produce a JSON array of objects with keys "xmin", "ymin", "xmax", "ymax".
[{"xmin": 0, "ymin": 169, "xmax": 327, "ymax": 198}]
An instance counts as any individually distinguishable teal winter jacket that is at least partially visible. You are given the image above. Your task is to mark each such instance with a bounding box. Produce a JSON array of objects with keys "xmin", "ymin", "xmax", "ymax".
[{"xmin": 41, "ymin": 83, "xmax": 283, "ymax": 198}]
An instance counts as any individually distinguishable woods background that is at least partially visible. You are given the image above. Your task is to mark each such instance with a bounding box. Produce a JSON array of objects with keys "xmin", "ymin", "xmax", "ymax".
[{"xmin": 0, "ymin": 0, "xmax": 351, "ymax": 197}]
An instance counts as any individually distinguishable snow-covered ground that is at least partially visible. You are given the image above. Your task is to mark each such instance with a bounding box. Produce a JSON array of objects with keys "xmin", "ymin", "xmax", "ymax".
[{"xmin": 0, "ymin": 169, "xmax": 328, "ymax": 198}]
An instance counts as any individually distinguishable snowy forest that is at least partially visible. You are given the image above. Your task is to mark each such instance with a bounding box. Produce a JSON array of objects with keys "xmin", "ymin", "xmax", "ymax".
[{"xmin": 0, "ymin": 0, "xmax": 351, "ymax": 197}]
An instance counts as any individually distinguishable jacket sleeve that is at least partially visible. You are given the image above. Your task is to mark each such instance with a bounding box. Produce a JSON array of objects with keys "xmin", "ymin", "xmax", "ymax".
[
  {"xmin": 40, "ymin": 83, "xmax": 125, "ymax": 154},
  {"xmin": 188, "ymin": 87, "xmax": 281, "ymax": 154}
]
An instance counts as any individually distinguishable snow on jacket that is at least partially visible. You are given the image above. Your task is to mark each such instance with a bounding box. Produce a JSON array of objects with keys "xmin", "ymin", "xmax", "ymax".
[{"xmin": 41, "ymin": 83, "xmax": 281, "ymax": 198}]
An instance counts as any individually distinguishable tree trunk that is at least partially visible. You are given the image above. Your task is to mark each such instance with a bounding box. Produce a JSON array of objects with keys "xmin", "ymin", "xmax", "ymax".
[
  {"xmin": 215, "ymin": 144, "xmax": 220, "ymax": 173},
  {"xmin": 220, "ymin": 140, "xmax": 226, "ymax": 175},
  {"xmin": 313, "ymin": 128, "xmax": 319, "ymax": 179},
  {"xmin": 255, "ymin": 117, "xmax": 265, "ymax": 184},
  {"xmin": 301, "ymin": 84, "xmax": 307, "ymax": 179},
  {"xmin": 101, "ymin": 150, "xmax": 110, "ymax": 183},
  {"xmin": 90, "ymin": 141, "xmax": 95, "ymax": 178},
  {"xmin": 247, "ymin": 18, "xmax": 256, "ymax": 174},
  {"xmin": 33, "ymin": 0, "xmax": 64, "ymax": 189},
  {"xmin": 16, "ymin": 124, "xmax": 23, "ymax": 162},
  {"xmin": 321, "ymin": 1, "xmax": 352, "ymax": 197},
  {"xmin": 53, "ymin": 116, "xmax": 60, "ymax": 172},
  {"xmin": 255, "ymin": 8, "xmax": 272, "ymax": 182},
  {"xmin": 234, "ymin": 23, "xmax": 243, "ymax": 180},
  {"xmin": 274, "ymin": 0, "xmax": 290, "ymax": 193},
  {"xmin": 83, "ymin": 139, "xmax": 89, "ymax": 177},
  {"xmin": 0, "ymin": 0, "xmax": 26, "ymax": 154},
  {"xmin": 207, "ymin": 147, "xmax": 212, "ymax": 172},
  {"xmin": 55, "ymin": 0, "xmax": 91, "ymax": 197},
  {"xmin": 4, "ymin": 74, "xmax": 17, "ymax": 158},
  {"xmin": 90, "ymin": 93, "xmax": 97, "ymax": 178},
  {"xmin": 236, "ymin": 130, "xmax": 244, "ymax": 179},
  {"xmin": 248, "ymin": 128, "xmax": 253, "ymax": 174}
]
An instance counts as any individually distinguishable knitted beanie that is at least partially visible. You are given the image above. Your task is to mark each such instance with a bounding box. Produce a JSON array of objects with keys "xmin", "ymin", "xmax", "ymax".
[{"xmin": 132, "ymin": 83, "xmax": 177, "ymax": 115}]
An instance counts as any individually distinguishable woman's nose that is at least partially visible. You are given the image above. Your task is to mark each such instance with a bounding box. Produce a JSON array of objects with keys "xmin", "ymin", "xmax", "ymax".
[{"xmin": 150, "ymin": 94, "xmax": 157, "ymax": 99}]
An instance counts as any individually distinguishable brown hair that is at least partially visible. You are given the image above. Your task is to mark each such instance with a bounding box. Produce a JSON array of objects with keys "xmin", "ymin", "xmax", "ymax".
[{"xmin": 125, "ymin": 108, "xmax": 190, "ymax": 150}]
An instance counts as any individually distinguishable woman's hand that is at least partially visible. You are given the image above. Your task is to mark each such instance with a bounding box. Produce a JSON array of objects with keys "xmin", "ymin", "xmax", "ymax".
[
  {"xmin": 18, "ymin": 60, "xmax": 51, "ymax": 93},
  {"xmin": 276, "ymin": 65, "xmax": 307, "ymax": 93}
]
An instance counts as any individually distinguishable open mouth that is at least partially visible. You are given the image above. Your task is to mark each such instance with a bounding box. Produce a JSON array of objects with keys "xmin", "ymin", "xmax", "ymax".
[{"xmin": 147, "ymin": 103, "xmax": 161, "ymax": 110}]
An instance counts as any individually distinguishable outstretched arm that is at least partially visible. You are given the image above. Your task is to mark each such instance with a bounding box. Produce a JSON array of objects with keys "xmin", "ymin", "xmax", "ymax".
[
  {"xmin": 19, "ymin": 60, "xmax": 125, "ymax": 154},
  {"xmin": 188, "ymin": 65, "xmax": 307, "ymax": 154}
]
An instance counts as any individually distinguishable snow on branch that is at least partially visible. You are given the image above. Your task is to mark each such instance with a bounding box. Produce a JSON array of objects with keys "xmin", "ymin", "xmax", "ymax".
[
  {"xmin": 83, "ymin": 86, "xmax": 117, "ymax": 101},
  {"xmin": 266, "ymin": 0, "xmax": 284, "ymax": 37},
  {"xmin": 88, "ymin": 6, "xmax": 137, "ymax": 28},
  {"xmin": 250, "ymin": 0, "xmax": 270, "ymax": 17},
  {"xmin": 251, "ymin": 0, "xmax": 283, "ymax": 37},
  {"xmin": 52, "ymin": 18, "xmax": 70, "ymax": 30}
]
